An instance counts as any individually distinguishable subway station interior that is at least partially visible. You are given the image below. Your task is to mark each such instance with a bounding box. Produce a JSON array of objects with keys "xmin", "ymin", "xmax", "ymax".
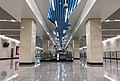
[{"xmin": 0, "ymin": 0, "xmax": 120, "ymax": 81}]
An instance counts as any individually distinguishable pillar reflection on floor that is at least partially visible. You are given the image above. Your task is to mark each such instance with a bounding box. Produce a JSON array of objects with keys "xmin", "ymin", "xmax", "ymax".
[
  {"xmin": 0, "ymin": 57, "xmax": 113, "ymax": 81},
  {"xmin": 6, "ymin": 57, "xmax": 110, "ymax": 81},
  {"xmin": 0, "ymin": 59, "xmax": 19, "ymax": 81}
]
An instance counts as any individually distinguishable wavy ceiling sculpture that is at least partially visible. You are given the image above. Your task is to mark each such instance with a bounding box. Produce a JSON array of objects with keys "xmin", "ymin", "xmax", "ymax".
[{"xmin": 48, "ymin": 0, "xmax": 81, "ymax": 49}]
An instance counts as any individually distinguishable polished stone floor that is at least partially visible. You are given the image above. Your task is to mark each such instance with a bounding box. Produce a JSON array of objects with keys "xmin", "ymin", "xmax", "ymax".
[{"xmin": 1, "ymin": 58, "xmax": 111, "ymax": 81}]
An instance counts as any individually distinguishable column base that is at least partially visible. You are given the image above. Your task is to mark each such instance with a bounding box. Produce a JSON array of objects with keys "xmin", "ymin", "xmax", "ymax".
[
  {"xmin": 73, "ymin": 58, "xmax": 80, "ymax": 60},
  {"xmin": 0, "ymin": 57, "xmax": 19, "ymax": 60},
  {"xmin": 87, "ymin": 62, "xmax": 103, "ymax": 65},
  {"xmin": 19, "ymin": 62, "xmax": 35, "ymax": 65},
  {"xmin": 40, "ymin": 60, "xmax": 73, "ymax": 62}
]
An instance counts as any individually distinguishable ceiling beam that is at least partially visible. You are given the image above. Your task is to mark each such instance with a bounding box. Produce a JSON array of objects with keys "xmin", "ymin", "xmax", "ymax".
[
  {"xmin": 6, "ymin": 35, "xmax": 20, "ymax": 37},
  {"xmin": 102, "ymin": 29, "xmax": 120, "ymax": 31},
  {"xmin": 0, "ymin": 29, "xmax": 20, "ymax": 31},
  {"xmin": 102, "ymin": 35, "xmax": 117, "ymax": 37},
  {"xmin": 65, "ymin": 0, "xmax": 97, "ymax": 48},
  {"xmin": 25, "ymin": 0, "xmax": 55, "ymax": 45}
]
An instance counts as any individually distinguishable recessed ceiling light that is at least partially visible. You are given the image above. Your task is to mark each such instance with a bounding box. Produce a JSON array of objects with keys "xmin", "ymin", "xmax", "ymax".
[
  {"xmin": 63, "ymin": 30, "xmax": 66, "ymax": 33},
  {"xmin": 105, "ymin": 19, "xmax": 110, "ymax": 22},
  {"xmin": 99, "ymin": 26, "xmax": 101, "ymax": 28},
  {"xmin": 22, "ymin": 26, "xmax": 24, "ymax": 29},
  {"xmin": 40, "ymin": 76, "xmax": 42, "ymax": 77},
  {"xmin": 10, "ymin": 19, "xmax": 17, "ymax": 22},
  {"xmin": 55, "ymin": 21, "xmax": 58, "ymax": 27},
  {"xmin": 47, "ymin": 32, "xmax": 49, "ymax": 35}
]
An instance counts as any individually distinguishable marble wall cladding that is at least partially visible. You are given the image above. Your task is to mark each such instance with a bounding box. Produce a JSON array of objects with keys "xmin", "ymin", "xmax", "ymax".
[
  {"xmin": 20, "ymin": 19, "xmax": 36, "ymax": 63},
  {"xmin": 43, "ymin": 38, "xmax": 48, "ymax": 53},
  {"xmin": 86, "ymin": 19, "xmax": 103, "ymax": 63},
  {"xmin": 73, "ymin": 38, "xmax": 80, "ymax": 58}
]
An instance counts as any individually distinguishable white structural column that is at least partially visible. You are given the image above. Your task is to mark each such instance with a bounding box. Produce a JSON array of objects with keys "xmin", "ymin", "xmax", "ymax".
[
  {"xmin": 20, "ymin": 19, "xmax": 36, "ymax": 63},
  {"xmin": 67, "ymin": 44, "xmax": 73, "ymax": 53},
  {"xmin": 43, "ymin": 38, "xmax": 49, "ymax": 53},
  {"xmin": 86, "ymin": 18, "xmax": 103, "ymax": 64},
  {"xmin": 73, "ymin": 38, "xmax": 80, "ymax": 59},
  {"xmin": 48, "ymin": 40, "xmax": 54, "ymax": 52}
]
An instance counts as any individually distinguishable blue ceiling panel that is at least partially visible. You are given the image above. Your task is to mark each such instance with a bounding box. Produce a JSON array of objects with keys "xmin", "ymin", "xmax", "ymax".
[{"xmin": 48, "ymin": 0, "xmax": 80, "ymax": 49}]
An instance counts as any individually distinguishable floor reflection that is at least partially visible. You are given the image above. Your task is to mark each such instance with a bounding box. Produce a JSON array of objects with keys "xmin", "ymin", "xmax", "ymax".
[
  {"xmin": 79, "ymin": 57, "xmax": 87, "ymax": 81},
  {"xmin": 0, "ymin": 59, "xmax": 19, "ymax": 81},
  {"xmin": 0, "ymin": 57, "xmax": 112, "ymax": 81},
  {"xmin": 104, "ymin": 58, "xmax": 120, "ymax": 80}
]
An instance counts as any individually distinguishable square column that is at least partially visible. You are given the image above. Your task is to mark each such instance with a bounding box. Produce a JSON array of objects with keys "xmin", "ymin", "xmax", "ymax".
[
  {"xmin": 67, "ymin": 44, "xmax": 73, "ymax": 53},
  {"xmin": 73, "ymin": 38, "xmax": 80, "ymax": 59},
  {"xmin": 20, "ymin": 19, "xmax": 36, "ymax": 63},
  {"xmin": 86, "ymin": 18, "xmax": 103, "ymax": 64},
  {"xmin": 43, "ymin": 38, "xmax": 49, "ymax": 53}
]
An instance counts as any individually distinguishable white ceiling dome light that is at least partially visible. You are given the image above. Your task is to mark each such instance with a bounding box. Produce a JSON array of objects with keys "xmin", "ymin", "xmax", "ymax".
[{"xmin": 64, "ymin": 3, "xmax": 68, "ymax": 9}]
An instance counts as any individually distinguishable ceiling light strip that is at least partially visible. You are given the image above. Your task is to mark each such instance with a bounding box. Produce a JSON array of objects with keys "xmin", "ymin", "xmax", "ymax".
[
  {"xmin": 0, "ymin": 19, "xmax": 17, "ymax": 22},
  {"xmin": 0, "ymin": 29, "xmax": 20, "ymax": 31},
  {"xmin": 65, "ymin": 8, "xmax": 68, "ymax": 22},
  {"xmin": 55, "ymin": 21, "xmax": 58, "ymax": 27},
  {"xmin": 51, "ymin": 0, "xmax": 55, "ymax": 11},
  {"xmin": 104, "ymin": 19, "xmax": 120, "ymax": 22},
  {"xmin": 0, "ymin": 20, "xmax": 7, "ymax": 22},
  {"xmin": 65, "ymin": 0, "xmax": 67, "ymax": 4}
]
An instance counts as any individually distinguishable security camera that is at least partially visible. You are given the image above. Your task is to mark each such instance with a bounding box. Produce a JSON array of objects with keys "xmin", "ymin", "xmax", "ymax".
[{"xmin": 64, "ymin": 3, "xmax": 68, "ymax": 9}]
